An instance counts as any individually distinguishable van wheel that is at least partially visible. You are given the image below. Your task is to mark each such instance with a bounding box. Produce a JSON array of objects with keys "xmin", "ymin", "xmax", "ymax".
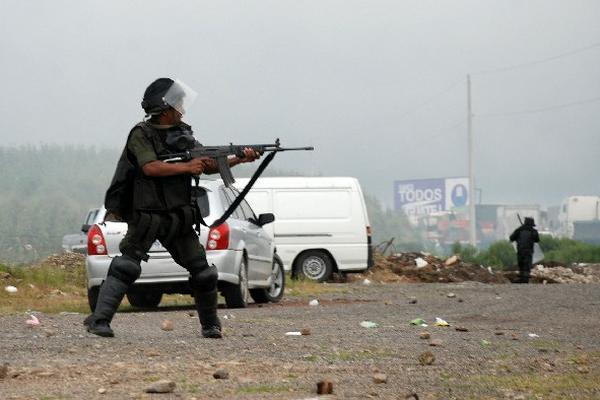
[
  {"xmin": 126, "ymin": 291, "xmax": 162, "ymax": 309},
  {"xmin": 223, "ymin": 257, "xmax": 250, "ymax": 308},
  {"xmin": 250, "ymin": 254, "xmax": 285, "ymax": 303},
  {"xmin": 87, "ymin": 286, "xmax": 100, "ymax": 312},
  {"xmin": 297, "ymin": 250, "xmax": 333, "ymax": 282}
]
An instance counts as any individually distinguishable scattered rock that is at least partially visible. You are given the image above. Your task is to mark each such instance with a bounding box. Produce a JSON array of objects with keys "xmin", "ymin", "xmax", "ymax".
[
  {"xmin": 494, "ymin": 331, "xmax": 505, "ymax": 336},
  {"xmin": 160, "ymin": 320, "xmax": 174, "ymax": 331},
  {"xmin": 144, "ymin": 350, "xmax": 161, "ymax": 357},
  {"xmin": 98, "ymin": 388, "xmax": 107, "ymax": 394},
  {"xmin": 362, "ymin": 278, "xmax": 372, "ymax": 286},
  {"xmin": 4, "ymin": 285, "xmax": 18, "ymax": 294},
  {"xmin": 37, "ymin": 371, "xmax": 56, "ymax": 378},
  {"xmin": 408, "ymin": 297, "xmax": 417, "ymax": 304},
  {"xmin": 301, "ymin": 328, "xmax": 311, "ymax": 336},
  {"xmin": 213, "ymin": 369, "xmax": 229, "ymax": 379},
  {"xmin": 457, "ymin": 298, "xmax": 464, "ymax": 303},
  {"xmin": 446, "ymin": 292, "xmax": 456, "ymax": 298},
  {"xmin": 373, "ymin": 373, "xmax": 387, "ymax": 384},
  {"xmin": 455, "ymin": 326, "xmax": 469, "ymax": 332},
  {"xmin": 419, "ymin": 332, "xmax": 431, "ymax": 340},
  {"xmin": 429, "ymin": 339, "xmax": 443, "ymax": 347},
  {"xmin": 43, "ymin": 329, "xmax": 57, "ymax": 337},
  {"xmin": 145, "ymin": 380, "xmax": 175, "ymax": 393},
  {"xmin": 577, "ymin": 365, "xmax": 590, "ymax": 374},
  {"xmin": 445, "ymin": 255, "xmax": 459, "ymax": 266},
  {"xmin": 317, "ymin": 380, "xmax": 333, "ymax": 395},
  {"xmin": 511, "ymin": 334, "xmax": 519, "ymax": 341},
  {"xmin": 309, "ymin": 299, "xmax": 319, "ymax": 306},
  {"xmin": 418, "ymin": 351, "xmax": 435, "ymax": 366}
]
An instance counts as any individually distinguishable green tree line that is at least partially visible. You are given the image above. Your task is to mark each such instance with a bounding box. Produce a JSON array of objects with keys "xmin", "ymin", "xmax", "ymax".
[{"xmin": 0, "ymin": 145, "xmax": 421, "ymax": 264}]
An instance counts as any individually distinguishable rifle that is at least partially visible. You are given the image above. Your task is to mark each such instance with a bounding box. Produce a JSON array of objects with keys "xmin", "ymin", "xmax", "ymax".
[{"xmin": 159, "ymin": 138, "xmax": 314, "ymax": 186}]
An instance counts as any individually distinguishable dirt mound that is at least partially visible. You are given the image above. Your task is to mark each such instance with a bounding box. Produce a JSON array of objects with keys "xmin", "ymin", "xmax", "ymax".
[
  {"xmin": 352, "ymin": 253, "xmax": 509, "ymax": 284},
  {"xmin": 36, "ymin": 253, "xmax": 86, "ymax": 270}
]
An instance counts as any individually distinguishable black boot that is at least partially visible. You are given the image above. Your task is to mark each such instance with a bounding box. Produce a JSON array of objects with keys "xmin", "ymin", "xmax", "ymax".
[
  {"xmin": 194, "ymin": 289, "xmax": 222, "ymax": 338},
  {"xmin": 84, "ymin": 276, "xmax": 129, "ymax": 337}
]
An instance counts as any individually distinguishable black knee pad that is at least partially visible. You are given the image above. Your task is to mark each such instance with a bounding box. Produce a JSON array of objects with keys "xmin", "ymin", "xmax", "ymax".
[
  {"xmin": 187, "ymin": 255, "xmax": 217, "ymax": 292},
  {"xmin": 108, "ymin": 254, "xmax": 142, "ymax": 285}
]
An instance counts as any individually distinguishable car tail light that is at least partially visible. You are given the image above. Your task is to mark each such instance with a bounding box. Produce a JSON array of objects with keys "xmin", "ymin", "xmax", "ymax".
[
  {"xmin": 207, "ymin": 223, "xmax": 230, "ymax": 250},
  {"xmin": 88, "ymin": 224, "xmax": 108, "ymax": 255}
]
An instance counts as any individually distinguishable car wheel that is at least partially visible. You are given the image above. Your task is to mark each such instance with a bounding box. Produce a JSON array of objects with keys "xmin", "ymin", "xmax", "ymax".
[
  {"xmin": 250, "ymin": 254, "xmax": 285, "ymax": 303},
  {"xmin": 87, "ymin": 286, "xmax": 100, "ymax": 312},
  {"xmin": 296, "ymin": 250, "xmax": 333, "ymax": 282},
  {"xmin": 126, "ymin": 291, "xmax": 163, "ymax": 309},
  {"xmin": 223, "ymin": 256, "xmax": 250, "ymax": 308}
]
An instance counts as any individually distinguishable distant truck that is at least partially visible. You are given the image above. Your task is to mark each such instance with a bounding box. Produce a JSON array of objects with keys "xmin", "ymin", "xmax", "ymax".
[
  {"xmin": 495, "ymin": 205, "xmax": 543, "ymax": 241},
  {"xmin": 61, "ymin": 208, "xmax": 100, "ymax": 254},
  {"xmin": 557, "ymin": 196, "xmax": 600, "ymax": 242}
]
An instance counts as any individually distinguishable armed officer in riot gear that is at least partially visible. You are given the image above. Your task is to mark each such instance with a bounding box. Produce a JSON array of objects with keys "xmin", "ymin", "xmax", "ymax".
[
  {"xmin": 84, "ymin": 78, "xmax": 259, "ymax": 338},
  {"xmin": 509, "ymin": 217, "xmax": 540, "ymax": 284}
]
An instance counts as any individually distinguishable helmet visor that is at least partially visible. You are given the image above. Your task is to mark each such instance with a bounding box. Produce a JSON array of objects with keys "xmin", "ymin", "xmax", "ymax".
[{"xmin": 163, "ymin": 79, "xmax": 198, "ymax": 115}]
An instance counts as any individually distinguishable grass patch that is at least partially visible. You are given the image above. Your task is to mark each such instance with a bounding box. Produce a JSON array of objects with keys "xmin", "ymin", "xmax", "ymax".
[
  {"xmin": 0, "ymin": 262, "xmax": 89, "ymax": 314},
  {"xmin": 285, "ymin": 274, "xmax": 349, "ymax": 297},
  {"xmin": 531, "ymin": 339, "xmax": 561, "ymax": 351},
  {"xmin": 238, "ymin": 384, "xmax": 291, "ymax": 394},
  {"xmin": 326, "ymin": 349, "xmax": 392, "ymax": 362},
  {"xmin": 456, "ymin": 371, "xmax": 600, "ymax": 399}
]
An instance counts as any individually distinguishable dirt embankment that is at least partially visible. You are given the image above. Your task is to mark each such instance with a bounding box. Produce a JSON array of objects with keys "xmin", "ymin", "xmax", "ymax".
[{"xmin": 351, "ymin": 252, "xmax": 600, "ymax": 284}]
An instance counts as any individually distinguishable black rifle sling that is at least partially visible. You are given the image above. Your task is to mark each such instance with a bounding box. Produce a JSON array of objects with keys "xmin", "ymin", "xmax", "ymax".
[{"xmin": 195, "ymin": 151, "xmax": 277, "ymax": 229}]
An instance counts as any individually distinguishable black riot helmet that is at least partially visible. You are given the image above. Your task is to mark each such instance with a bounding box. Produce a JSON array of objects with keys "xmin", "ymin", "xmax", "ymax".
[
  {"xmin": 141, "ymin": 78, "xmax": 174, "ymax": 115},
  {"xmin": 141, "ymin": 78, "xmax": 198, "ymax": 116}
]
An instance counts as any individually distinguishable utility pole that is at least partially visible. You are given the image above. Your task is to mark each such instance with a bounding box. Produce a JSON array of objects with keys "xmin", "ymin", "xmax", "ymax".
[{"xmin": 467, "ymin": 74, "xmax": 477, "ymax": 247}]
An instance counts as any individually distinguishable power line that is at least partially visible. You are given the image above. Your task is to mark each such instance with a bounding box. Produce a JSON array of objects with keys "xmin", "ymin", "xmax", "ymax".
[
  {"xmin": 396, "ymin": 78, "xmax": 465, "ymax": 121},
  {"xmin": 472, "ymin": 41, "xmax": 600, "ymax": 76},
  {"xmin": 478, "ymin": 95, "xmax": 600, "ymax": 118}
]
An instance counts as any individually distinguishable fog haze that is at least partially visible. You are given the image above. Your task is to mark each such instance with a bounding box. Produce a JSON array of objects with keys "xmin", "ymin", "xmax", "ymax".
[{"xmin": 1, "ymin": 1, "xmax": 599, "ymax": 207}]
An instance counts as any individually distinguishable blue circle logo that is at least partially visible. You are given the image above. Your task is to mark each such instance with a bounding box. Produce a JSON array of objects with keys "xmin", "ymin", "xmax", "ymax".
[{"xmin": 451, "ymin": 184, "xmax": 468, "ymax": 207}]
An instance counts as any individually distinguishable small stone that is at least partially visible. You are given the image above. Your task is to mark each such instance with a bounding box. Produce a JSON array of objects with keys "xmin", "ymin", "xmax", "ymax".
[
  {"xmin": 213, "ymin": 369, "xmax": 229, "ymax": 379},
  {"xmin": 445, "ymin": 255, "xmax": 459, "ymax": 265},
  {"xmin": 494, "ymin": 331, "xmax": 504, "ymax": 336},
  {"xmin": 418, "ymin": 351, "xmax": 435, "ymax": 365},
  {"xmin": 447, "ymin": 292, "xmax": 456, "ymax": 298},
  {"xmin": 429, "ymin": 339, "xmax": 443, "ymax": 347},
  {"xmin": 419, "ymin": 332, "xmax": 431, "ymax": 340},
  {"xmin": 98, "ymin": 388, "xmax": 107, "ymax": 394},
  {"xmin": 309, "ymin": 299, "xmax": 319, "ymax": 306},
  {"xmin": 408, "ymin": 297, "xmax": 417, "ymax": 304},
  {"xmin": 577, "ymin": 365, "xmax": 590, "ymax": 374},
  {"xmin": 145, "ymin": 380, "xmax": 175, "ymax": 393},
  {"xmin": 316, "ymin": 380, "xmax": 333, "ymax": 395},
  {"xmin": 373, "ymin": 373, "xmax": 387, "ymax": 384},
  {"xmin": 144, "ymin": 350, "xmax": 161, "ymax": 357},
  {"xmin": 540, "ymin": 362, "xmax": 553, "ymax": 372},
  {"xmin": 300, "ymin": 328, "xmax": 311, "ymax": 336},
  {"xmin": 160, "ymin": 320, "xmax": 174, "ymax": 331},
  {"xmin": 511, "ymin": 334, "xmax": 519, "ymax": 341},
  {"xmin": 457, "ymin": 298, "xmax": 464, "ymax": 303},
  {"xmin": 43, "ymin": 329, "xmax": 57, "ymax": 337},
  {"xmin": 455, "ymin": 326, "xmax": 469, "ymax": 332},
  {"xmin": 188, "ymin": 312, "xmax": 195, "ymax": 317}
]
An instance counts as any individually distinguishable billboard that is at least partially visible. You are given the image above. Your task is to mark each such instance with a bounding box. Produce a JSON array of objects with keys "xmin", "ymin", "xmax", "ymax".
[{"xmin": 394, "ymin": 177, "xmax": 470, "ymax": 218}]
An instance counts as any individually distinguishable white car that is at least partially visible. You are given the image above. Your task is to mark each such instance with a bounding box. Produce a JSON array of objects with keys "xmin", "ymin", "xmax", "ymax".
[{"xmin": 85, "ymin": 179, "xmax": 284, "ymax": 309}]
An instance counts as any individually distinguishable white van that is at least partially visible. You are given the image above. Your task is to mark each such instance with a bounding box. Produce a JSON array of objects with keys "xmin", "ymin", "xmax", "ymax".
[{"xmin": 234, "ymin": 177, "xmax": 373, "ymax": 281}]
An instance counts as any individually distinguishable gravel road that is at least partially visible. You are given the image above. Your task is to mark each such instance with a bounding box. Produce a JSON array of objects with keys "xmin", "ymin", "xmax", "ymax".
[{"xmin": 1, "ymin": 282, "xmax": 599, "ymax": 399}]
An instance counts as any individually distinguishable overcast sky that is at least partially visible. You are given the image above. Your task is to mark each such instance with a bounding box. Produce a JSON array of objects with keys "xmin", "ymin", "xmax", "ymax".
[{"xmin": 1, "ymin": 1, "xmax": 599, "ymax": 208}]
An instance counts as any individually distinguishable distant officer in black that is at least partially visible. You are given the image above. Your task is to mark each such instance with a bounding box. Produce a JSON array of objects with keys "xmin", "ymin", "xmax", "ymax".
[
  {"xmin": 84, "ymin": 78, "xmax": 259, "ymax": 338},
  {"xmin": 509, "ymin": 217, "xmax": 540, "ymax": 283}
]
